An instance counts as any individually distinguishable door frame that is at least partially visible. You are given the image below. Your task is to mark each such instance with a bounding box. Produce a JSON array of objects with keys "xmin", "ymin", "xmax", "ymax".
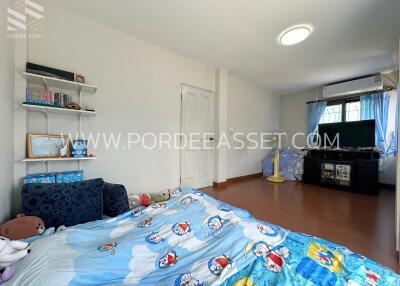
[{"xmin": 179, "ymin": 83, "xmax": 215, "ymax": 188}]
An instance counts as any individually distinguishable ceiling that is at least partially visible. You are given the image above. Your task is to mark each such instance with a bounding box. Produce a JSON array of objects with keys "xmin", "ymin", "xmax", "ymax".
[{"xmin": 54, "ymin": 0, "xmax": 400, "ymax": 95}]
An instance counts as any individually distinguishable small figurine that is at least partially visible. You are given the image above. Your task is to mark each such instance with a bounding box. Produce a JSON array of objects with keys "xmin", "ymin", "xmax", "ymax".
[
  {"xmin": 71, "ymin": 140, "xmax": 87, "ymax": 158},
  {"xmin": 75, "ymin": 74, "xmax": 85, "ymax": 84}
]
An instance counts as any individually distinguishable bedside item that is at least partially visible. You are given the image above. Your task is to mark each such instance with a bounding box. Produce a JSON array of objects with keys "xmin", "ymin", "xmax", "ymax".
[
  {"xmin": 23, "ymin": 171, "xmax": 83, "ymax": 184},
  {"xmin": 0, "ymin": 266, "xmax": 13, "ymax": 284},
  {"xmin": 0, "ymin": 236, "xmax": 29, "ymax": 282},
  {"xmin": 66, "ymin": 102, "xmax": 81, "ymax": 110},
  {"xmin": 27, "ymin": 134, "xmax": 69, "ymax": 159},
  {"xmin": 0, "ymin": 214, "xmax": 45, "ymax": 240},
  {"xmin": 103, "ymin": 183, "xmax": 130, "ymax": 217},
  {"xmin": 71, "ymin": 140, "xmax": 87, "ymax": 158},
  {"xmin": 21, "ymin": 178, "xmax": 105, "ymax": 228},
  {"xmin": 128, "ymin": 190, "xmax": 171, "ymax": 209}
]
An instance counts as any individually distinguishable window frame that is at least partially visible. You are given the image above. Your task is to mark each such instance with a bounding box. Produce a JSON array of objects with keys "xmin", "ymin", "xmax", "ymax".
[{"xmin": 323, "ymin": 96, "xmax": 360, "ymax": 123}]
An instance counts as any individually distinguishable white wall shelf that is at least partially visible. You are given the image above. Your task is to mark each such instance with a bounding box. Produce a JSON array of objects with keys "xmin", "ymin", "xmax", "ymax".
[
  {"xmin": 22, "ymin": 69, "xmax": 98, "ymax": 171},
  {"xmin": 22, "ymin": 157, "xmax": 96, "ymax": 163},
  {"xmin": 23, "ymin": 72, "xmax": 97, "ymax": 94},
  {"xmin": 21, "ymin": 103, "xmax": 96, "ymax": 117}
]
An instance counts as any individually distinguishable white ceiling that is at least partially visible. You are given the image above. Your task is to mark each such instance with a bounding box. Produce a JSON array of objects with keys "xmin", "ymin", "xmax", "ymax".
[{"xmin": 54, "ymin": 0, "xmax": 400, "ymax": 95}]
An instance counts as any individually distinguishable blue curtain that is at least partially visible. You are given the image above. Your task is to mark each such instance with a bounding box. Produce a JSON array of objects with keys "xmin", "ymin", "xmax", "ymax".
[
  {"xmin": 307, "ymin": 101, "xmax": 327, "ymax": 144},
  {"xmin": 360, "ymin": 92, "xmax": 390, "ymax": 154}
]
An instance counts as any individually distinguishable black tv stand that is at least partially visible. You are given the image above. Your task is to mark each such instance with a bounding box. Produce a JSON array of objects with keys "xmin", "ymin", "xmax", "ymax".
[{"xmin": 302, "ymin": 148, "xmax": 379, "ymax": 195}]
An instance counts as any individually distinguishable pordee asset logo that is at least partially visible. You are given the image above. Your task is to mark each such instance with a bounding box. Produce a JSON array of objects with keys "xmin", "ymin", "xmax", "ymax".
[{"xmin": 7, "ymin": 0, "xmax": 44, "ymax": 39}]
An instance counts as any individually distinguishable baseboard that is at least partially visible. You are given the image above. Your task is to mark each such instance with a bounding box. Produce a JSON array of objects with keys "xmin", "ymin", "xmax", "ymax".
[
  {"xmin": 227, "ymin": 172, "xmax": 263, "ymax": 183},
  {"xmin": 213, "ymin": 172, "xmax": 263, "ymax": 190},
  {"xmin": 213, "ymin": 181, "xmax": 229, "ymax": 189}
]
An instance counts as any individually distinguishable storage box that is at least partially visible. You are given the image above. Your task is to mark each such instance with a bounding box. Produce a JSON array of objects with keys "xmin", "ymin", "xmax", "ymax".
[
  {"xmin": 23, "ymin": 170, "xmax": 84, "ymax": 184},
  {"xmin": 56, "ymin": 170, "xmax": 83, "ymax": 183},
  {"xmin": 23, "ymin": 173, "xmax": 56, "ymax": 184}
]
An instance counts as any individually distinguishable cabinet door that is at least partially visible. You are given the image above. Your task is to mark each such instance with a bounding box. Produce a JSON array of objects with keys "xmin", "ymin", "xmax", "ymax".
[
  {"xmin": 356, "ymin": 159, "xmax": 378, "ymax": 195},
  {"xmin": 303, "ymin": 156, "xmax": 319, "ymax": 184}
]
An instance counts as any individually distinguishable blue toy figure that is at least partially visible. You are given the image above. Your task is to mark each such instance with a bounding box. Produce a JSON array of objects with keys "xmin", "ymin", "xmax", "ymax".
[{"xmin": 71, "ymin": 140, "xmax": 87, "ymax": 158}]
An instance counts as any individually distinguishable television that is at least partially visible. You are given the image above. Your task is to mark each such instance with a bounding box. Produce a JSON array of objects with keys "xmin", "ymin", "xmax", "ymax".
[{"xmin": 318, "ymin": 120, "xmax": 375, "ymax": 149}]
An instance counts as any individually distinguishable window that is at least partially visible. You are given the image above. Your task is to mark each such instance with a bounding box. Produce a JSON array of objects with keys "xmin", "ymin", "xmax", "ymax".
[
  {"xmin": 319, "ymin": 104, "xmax": 342, "ymax": 124},
  {"xmin": 318, "ymin": 98, "xmax": 361, "ymax": 124},
  {"xmin": 345, "ymin": 101, "xmax": 361, "ymax": 122}
]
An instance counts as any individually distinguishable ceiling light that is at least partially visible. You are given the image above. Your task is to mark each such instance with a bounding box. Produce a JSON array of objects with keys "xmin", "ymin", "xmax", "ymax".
[{"xmin": 279, "ymin": 25, "xmax": 312, "ymax": 46}]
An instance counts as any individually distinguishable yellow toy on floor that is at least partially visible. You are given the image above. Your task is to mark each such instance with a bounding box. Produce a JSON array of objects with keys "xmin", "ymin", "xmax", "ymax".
[{"xmin": 266, "ymin": 135, "xmax": 286, "ymax": 183}]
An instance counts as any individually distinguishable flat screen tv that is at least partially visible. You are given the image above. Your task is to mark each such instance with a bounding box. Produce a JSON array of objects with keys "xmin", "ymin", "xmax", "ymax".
[{"xmin": 318, "ymin": 120, "xmax": 375, "ymax": 148}]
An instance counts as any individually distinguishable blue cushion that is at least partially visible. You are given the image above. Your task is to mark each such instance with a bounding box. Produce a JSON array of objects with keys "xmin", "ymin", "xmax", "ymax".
[
  {"xmin": 103, "ymin": 183, "xmax": 130, "ymax": 217},
  {"xmin": 21, "ymin": 178, "xmax": 104, "ymax": 228}
]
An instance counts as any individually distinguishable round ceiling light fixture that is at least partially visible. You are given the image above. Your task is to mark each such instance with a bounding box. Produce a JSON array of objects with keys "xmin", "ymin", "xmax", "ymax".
[{"xmin": 279, "ymin": 25, "xmax": 313, "ymax": 46}]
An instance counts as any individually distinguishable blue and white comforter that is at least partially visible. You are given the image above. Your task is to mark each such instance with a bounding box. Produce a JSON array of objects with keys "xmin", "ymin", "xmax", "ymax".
[{"xmin": 7, "ymin": 188, "xmax": 399, "ymax": 286}]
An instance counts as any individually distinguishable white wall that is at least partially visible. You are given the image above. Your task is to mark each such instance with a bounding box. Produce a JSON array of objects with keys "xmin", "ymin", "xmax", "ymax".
[
  {"xmin": 0, "ymin": 0, "xmax": 15, "ymax": 222},
  {"xmin": 16, "ymin": 1, "xmax": 215, "ymax": 196},
  {"xmin": 226, "ymin": 74, "xmax": 280, "ymax": 178},
  {"xmin": 12, "ymin": 1, "xmax": 279, "ymax": 205},
  {"xmin": 396, "ymin": 38, "xmax": 399, "ymax": 252},
  {"xmin": 280, "ymin": 88, "xmax": 323, "ymax": 148},
  {"xmin": 280, "ymin": 86, "xmax": 397, "ymax": 185}
]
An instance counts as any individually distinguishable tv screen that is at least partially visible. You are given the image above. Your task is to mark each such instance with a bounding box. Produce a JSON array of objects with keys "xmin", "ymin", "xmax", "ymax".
[{"xmin": 318, "ymin": 120, "xmax": 375, "ymax": 148}]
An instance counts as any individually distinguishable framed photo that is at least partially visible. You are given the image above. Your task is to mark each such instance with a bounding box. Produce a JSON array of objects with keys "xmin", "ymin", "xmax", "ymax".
[{"xmin": 27, "ymin": 134, "xmax": 70, "ymax": 159}]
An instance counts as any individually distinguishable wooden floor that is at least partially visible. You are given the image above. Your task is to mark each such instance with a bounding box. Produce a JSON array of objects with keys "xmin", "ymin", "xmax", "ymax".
[{"xmin": 202, "ymin": 177, "xmax": 399, "ymax": 273}]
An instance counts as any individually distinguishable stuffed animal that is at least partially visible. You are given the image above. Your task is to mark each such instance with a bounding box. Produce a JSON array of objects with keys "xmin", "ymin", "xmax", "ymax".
[
  {"xmin": 128, "ymin": 190, "xmax": 171, "ymax": 209},
  {"xmin": 0, "ymin": 214, "xmax": 45, "ymax": 240},
  {"xmin": 0, "ymin": 266, "xmax": 13, "ymax": 284},
  {"xmin": 0, "ymin": 236, "xmax": 30, "ymax": 284}
]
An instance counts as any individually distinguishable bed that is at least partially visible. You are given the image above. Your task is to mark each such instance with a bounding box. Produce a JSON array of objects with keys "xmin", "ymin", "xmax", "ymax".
[{"xmin": 7, "ymin": 188, "xmax": 399, "ymax": 286}]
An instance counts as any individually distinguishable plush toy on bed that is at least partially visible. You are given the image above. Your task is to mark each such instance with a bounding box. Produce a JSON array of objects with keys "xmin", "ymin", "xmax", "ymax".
[
  {"xmin": 128, "ymin": 190, "xmax": 171, "ymax": 209},
  {"xmin": 0, "ymin": 236, "xmax": 30, "ymax": 284},
  {"xmin": 0, "ymin": 266, "xmax": 13, "ymax": 284},
  {"xmin": 0, "ymin": 214, "xmax": 45, "ymax": 240}
]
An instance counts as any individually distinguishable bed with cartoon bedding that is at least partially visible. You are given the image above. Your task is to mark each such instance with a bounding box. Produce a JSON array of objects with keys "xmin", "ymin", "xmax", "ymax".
[{"xmin": 7, "ymin": 188, "xmax": 399, "ymax": 286}]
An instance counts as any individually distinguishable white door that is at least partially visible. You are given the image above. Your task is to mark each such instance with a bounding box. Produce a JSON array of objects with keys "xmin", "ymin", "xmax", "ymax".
[{"xmin": 180, "ymin": 84, "xmax": 214, "ymax": 189}]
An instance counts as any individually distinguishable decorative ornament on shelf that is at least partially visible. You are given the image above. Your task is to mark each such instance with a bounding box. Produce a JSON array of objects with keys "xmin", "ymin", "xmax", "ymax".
[
  {"xmin": 75, "ymin": 74, "xmax": 86, "ymax": 84},
  {"xmin": 71, "ymin": 140, "xmax": 88, "ymax": 158},
  {"xmin": 66, "ymin": 102, "xmax": 81, "ymax": 110}
]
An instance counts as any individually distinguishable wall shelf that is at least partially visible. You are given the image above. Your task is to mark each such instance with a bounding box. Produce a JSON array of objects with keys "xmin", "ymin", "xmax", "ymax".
[
  {"xmin": 21, "ymin": 103, "xmax": 97, "ymax": 117},
  {"xmin": 22, "ymin": 157, "xmax": 96, "ymax": 163},
  {"xmin": 22, "ymin": 72, "xmax": 97, "ymax": 94},
  {"xmin": 22, "ymin": 68, "xmax": 98, "ymax": 172}
]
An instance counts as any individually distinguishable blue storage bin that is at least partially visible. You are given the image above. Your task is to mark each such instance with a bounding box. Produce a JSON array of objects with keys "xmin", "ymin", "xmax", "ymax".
[
  {"xmin": 24, "ymin": 170, "xmax": 84, "ymax": 184},
  {"xmin": 23, "ymin": 173, "xmax": 56, "ymax": 184},
  {"xmin": 56, "ymin": 170, "xmax": 83, "ymax": 183}
]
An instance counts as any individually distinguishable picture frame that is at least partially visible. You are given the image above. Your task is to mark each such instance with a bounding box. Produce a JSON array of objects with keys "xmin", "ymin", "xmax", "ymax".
[{"xmin": 26, "ymin": 134, "xmax": 70, "ymax": 159}]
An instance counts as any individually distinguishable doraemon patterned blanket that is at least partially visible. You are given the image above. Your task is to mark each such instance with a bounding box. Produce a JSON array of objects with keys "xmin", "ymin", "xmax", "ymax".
[{"xmin": 7, "ymin": 188, "xmax": 399, "ymax": 286}]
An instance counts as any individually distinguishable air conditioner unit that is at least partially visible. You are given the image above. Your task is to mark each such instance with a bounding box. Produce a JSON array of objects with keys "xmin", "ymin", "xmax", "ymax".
[{"xmin": 322, "ymin": 75, "xmax": 396, "ymax": 99}]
